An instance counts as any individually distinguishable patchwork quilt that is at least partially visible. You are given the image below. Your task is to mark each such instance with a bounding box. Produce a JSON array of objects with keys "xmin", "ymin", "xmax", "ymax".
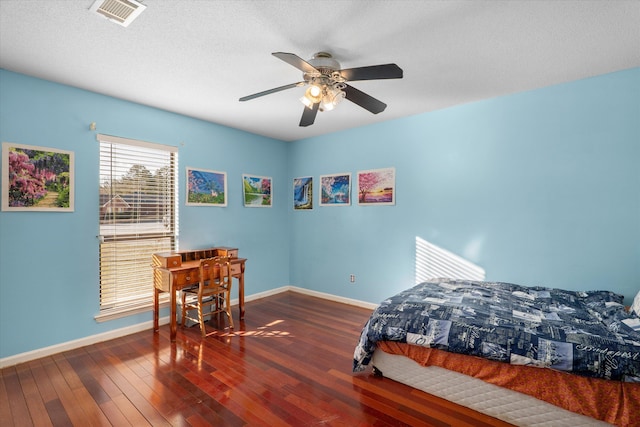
[{"xmin": 353, "ymin": 279, "xmax": 640, "ymax": 381}]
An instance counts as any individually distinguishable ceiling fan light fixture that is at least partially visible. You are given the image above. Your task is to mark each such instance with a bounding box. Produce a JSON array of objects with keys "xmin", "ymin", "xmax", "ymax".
[
  {"xmin": 308, "ymin": 84, "xmax": 322, "ymax": 98},
  {"xmin": 300, "ymin": 95, "xmax": 315, "ymax": 109},
  {"xmin": 321, "ymin": 87, "xmax": 345, "ymax": 111},
  {"xmin": 300, "ymin": 84, "xmax": 323, "ymax": 108}
]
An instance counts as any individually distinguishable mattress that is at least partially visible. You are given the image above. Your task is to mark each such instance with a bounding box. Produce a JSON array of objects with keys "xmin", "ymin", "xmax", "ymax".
[{"xmin": 372, "ymin": 349, "xmax": 612, "ymax": 427}]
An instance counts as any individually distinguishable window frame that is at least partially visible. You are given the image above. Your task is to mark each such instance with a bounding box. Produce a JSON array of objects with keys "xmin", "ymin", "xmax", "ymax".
[{"xmin": 95, "ymin": 133, "xmax": 178, "ymax": 321}]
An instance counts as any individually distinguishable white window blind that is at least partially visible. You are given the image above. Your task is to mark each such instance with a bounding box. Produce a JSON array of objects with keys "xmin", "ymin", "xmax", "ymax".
[{"xmin": 98, "ymin": 134, "xmax": 178, "ymax": 317}]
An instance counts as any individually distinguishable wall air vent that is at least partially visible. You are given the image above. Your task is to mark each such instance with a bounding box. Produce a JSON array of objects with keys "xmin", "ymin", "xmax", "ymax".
[{"xmin": 89, "ymin": 0, "xmax": 146, "ymax": 27}]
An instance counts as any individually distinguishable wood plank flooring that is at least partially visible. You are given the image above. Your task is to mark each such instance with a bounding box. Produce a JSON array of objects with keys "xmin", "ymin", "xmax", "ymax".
[{"xmin": 1, "ymin": 291, "xmax": 514, "ymax": 426}]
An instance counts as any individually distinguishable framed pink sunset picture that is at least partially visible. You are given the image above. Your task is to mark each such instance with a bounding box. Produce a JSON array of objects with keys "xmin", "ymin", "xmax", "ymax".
[{"xmin": 357, "ymin": 167, "xmax": 395, "ymax": 205}]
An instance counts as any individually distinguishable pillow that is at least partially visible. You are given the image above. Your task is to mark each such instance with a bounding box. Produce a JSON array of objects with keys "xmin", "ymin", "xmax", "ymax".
[{"xmin": 631, "ymin": 290, "xmax": 640, "ymax": 317}]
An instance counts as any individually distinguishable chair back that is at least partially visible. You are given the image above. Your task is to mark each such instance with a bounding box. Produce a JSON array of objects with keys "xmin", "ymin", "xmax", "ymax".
[{"xmin": 199, "ymin": 256, "xmax": 232, "ymax": 290}]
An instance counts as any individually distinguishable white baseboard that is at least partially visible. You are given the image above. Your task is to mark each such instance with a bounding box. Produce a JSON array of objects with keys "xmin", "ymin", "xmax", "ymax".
[
  {"xmin": 0, "ymin": 316, "xmax": 171, "ymax": 369},
  {"xmin": 287, "ymin": 286, "xmax": 379, "ymax": 310},
  {"xmin": 235, "ymin": 285, "xmax": 378, "ymax": 310},
  {"xmin": 0, "ymin": 287, "xmax": 376, "ymax": 368},
  {"xmin": 233, "ymin": 285, "xmax": 291, "ymax": 304}
]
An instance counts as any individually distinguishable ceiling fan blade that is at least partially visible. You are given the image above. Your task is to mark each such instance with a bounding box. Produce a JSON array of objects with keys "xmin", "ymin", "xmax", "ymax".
[
  {"xmin": 343, "ymin": 84, "xmax": 387, "ymax": 114},
  {"xmin": 339, "ymin": 64, "xmax": 403, "ymax": 81},
  {"xmin": 272, "ymin": 52, "xmax": 319, "ymax": 74},
  {"xmin": 299, "ymin": 103, "xmax": 319, "ymax": 127},
  {"xmin": 239, "ymin": 82, "xmax": 305, "ymax": 101}
]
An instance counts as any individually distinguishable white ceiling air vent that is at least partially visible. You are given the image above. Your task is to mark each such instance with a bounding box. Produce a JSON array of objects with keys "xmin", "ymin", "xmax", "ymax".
[{"xmin": 89, "ymin": 0, "xmax": 146, "ymax": 27}]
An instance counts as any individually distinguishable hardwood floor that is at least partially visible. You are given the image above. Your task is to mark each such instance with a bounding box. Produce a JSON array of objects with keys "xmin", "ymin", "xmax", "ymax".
[{"xmin": 1, "ymin": 291, "xmax": 514, "ymax": 426}]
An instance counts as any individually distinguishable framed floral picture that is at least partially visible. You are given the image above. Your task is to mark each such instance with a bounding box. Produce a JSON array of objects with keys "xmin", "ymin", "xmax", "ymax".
[
  {"xmin": 2, "ymin": 142, "xmax": 74, "ymax": 212},
  {"xmin": 293, "ymin": 176, "xmax": 313, "ymax": 210},
  {"xmin": 243, "ymin": 174, "xmax": 272, "ymax": 207},
  {"xmin": 357, "ymin": 167, "xmax": 395, "ymax": 205},
  {"xmin": 186, "ymin": 167, "xmax": 227, "ymax": 206},
  {"xmin": 320, "ymin": 173, "xmax": 351, "ymax": 206}
]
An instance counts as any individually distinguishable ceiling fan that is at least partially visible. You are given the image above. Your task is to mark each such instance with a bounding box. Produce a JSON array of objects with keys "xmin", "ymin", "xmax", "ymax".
[{"xmin": 239, "ymin": 52, "xmax": 403, "ymax": 127}]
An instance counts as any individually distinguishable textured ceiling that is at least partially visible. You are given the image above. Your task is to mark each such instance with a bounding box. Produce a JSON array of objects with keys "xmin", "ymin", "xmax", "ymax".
[{"xmin": 1, "ymin": 0, "xmax": 639, "ymax": 142}]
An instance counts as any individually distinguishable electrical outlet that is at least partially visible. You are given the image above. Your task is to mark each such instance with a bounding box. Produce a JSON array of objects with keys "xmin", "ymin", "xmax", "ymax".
[{"xmin": 350, "ymin": 274, "xmax": 356, "ymax": 283}]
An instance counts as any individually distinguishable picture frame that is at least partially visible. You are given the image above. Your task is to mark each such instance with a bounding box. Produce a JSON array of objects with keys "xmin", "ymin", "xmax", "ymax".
[
  {"xmin": 243, "ymin": 174, "xmax": 272, "ymax": 207},
  {"xmin": 186, "ymin": 167, "xmax": 227, "ymax": 206},
  {"xmin": 357, "ymin": 167, "xmax": 395, "ymax": 205},
  {"xmin": 2, "ymin": 142, "xmax": 74, "ymax": 212},
  {"xmin": 320, "ymin": 173, "xmax": 351, "ymax": 206},
  {"xmin": 293, "ymin": 176, "xmax": 313, "ymax": 210}
]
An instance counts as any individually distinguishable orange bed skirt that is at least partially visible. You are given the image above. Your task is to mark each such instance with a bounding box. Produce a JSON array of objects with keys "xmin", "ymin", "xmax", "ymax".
[{"xmin": 377, "ymin": 341, "xmax": 640, "ymax": 427}]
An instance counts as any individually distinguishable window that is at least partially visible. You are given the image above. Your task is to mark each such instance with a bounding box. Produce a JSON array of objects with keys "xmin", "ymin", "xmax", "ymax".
[{"xmin": 97, "ymin": 134, "xmax": 178, "ymax": 320}]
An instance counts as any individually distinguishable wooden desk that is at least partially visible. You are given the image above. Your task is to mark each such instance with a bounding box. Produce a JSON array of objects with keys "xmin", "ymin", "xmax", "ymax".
[{"xmin": 153, "ymin": 251, "xmax": 246, "ymax": 342}]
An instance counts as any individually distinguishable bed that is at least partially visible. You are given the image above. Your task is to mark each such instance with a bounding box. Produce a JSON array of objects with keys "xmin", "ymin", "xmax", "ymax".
[{"xmin": 353, "ymin": 278, "xmax": 640, "ymax": 426}]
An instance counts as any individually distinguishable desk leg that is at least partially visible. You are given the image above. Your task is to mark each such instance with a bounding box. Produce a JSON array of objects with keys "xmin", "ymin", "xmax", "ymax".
[
  {"xmin": 153, "ymin": 288, "xmax": 160, "ymax": 332},
  {"xmin": 239, "ymin": 264, "xmax": 245, "ymax": 320},
  {"xmin": 170, "ymin": 285, "xmax": 177, "ymax": 342}
]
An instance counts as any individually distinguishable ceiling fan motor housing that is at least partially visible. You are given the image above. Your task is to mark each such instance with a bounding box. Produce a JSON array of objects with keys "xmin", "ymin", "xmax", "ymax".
[{"xmin": 305, "ymin": 52, "xmax": 343, "ymax": 83}]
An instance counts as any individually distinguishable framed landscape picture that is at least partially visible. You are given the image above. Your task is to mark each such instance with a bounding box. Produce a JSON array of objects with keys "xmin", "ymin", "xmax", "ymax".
[
  {"xmin": 2, "ymin": 142, "xmax": 74, "ymax": 212},
  {"xmin": 293, "ymin": 176, "xmax": 313, "ymax": 210},
  {"xmin": 186, "ymin": 167, "xmax": 227, "ymax": 206},
  {"xmin": 243, "ymin": 174, "xmax": 272, "ymax": 207},
  {"xmin": 357, "ymin": 167, "xmax": 395, "ymax": 205},
  {"xmin": 320, "ymin": 173, "xmax": 351, "ymax": 206}
]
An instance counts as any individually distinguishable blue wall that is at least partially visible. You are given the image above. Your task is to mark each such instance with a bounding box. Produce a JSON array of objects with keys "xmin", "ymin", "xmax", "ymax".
[
  {"xmin": 1, "ymin": 67, "xmax": 638, "ymax": 360},
  {"xmin": 289, "ymin": 67, "xmax": 640, "ymax": 305},
  {"xmin": 0, "ymin": 70, "xmax": 290, "ymax": 359}
]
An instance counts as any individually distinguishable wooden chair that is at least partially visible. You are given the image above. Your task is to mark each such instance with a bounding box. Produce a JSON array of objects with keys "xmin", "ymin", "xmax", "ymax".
[{"xmin": 181, "ymin": 256, "xmax": 234, "ymax": 336}]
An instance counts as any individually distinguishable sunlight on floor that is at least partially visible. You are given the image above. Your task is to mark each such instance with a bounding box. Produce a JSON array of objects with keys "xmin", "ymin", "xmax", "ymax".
[{"xmin": 228, "ymin": 319, "xmax": 292, "ymax": 338}]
